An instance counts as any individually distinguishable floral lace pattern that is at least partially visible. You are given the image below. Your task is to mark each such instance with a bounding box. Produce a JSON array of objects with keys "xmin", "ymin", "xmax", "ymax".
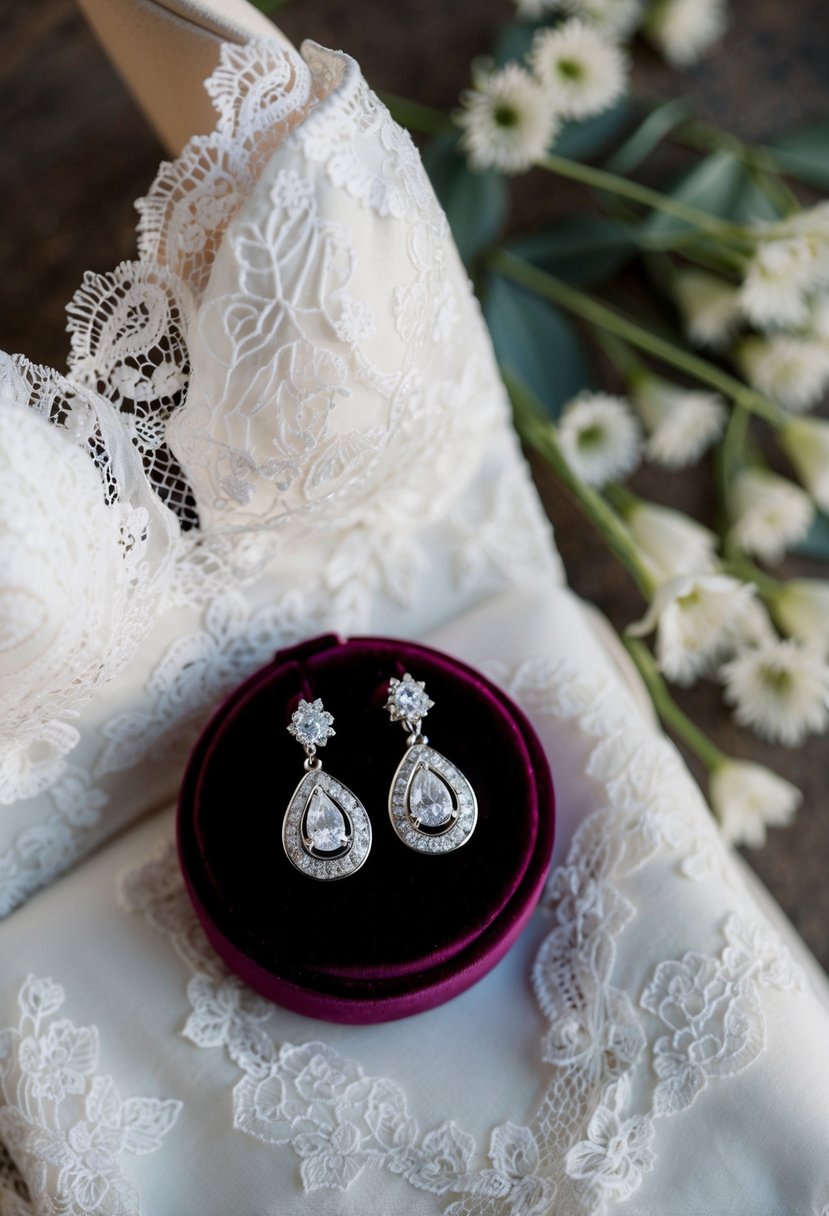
[
  {"xmin": 0, "ymin": 976, "xmax": 180, "ymax": 1215},
  {"xmin": 0, "ymin": 35, "xmax": 556, "ymax": 915},
  {"xmin": 118, "ymin": 653, "xmax": 806, "ymax": 1216}
]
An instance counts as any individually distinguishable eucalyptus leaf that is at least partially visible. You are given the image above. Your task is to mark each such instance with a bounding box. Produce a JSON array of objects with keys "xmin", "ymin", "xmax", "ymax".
[
  {"xmin": 554, "ymin": 97, "xmax": 633, "ymax": 162},
  {"xmin": 793, "ymin": 510, "xmax": 829, "ymax": 559},
  {"xmin": 603, "ymin": 98, "xmax": 692, "ymax": 177},
  {"xmin": 506, "ymin": 217, "xmax": 638, "ymax": 286},
  {"xmin": 769, "ymin": 122, "xmax": 829, "ymax": 191},
  {"xmin": 643, "ymin": 148, "xmax": 782, "ymax": 242},
  {"xmin": 483, "ymin": 273, "xmax": 591, "ymax": 418},
  {"xmin": 493, "ymin": 21, "xmax": 541, "ymax": 67},
  {"xmin": 422, "ymin": 132, "xmax": 508, "ymax": 264}
]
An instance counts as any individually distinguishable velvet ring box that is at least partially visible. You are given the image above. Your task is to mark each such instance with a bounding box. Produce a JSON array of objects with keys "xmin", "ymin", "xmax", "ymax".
[{"xmin": 177, "ymin": 634, "xmax": 556, "ymax": 1024}]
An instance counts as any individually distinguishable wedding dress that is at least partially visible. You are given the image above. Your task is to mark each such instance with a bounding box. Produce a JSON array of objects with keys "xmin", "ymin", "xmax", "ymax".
[{"xmin": 2, "ymin": 4, "xmax": 829, "ymax": 1214}]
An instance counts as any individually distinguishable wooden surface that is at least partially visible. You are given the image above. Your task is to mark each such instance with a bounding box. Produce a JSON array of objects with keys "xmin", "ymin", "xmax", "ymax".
[{"xmin": 1, "ymin": 0, "xmax": 828, "ymax": 964}]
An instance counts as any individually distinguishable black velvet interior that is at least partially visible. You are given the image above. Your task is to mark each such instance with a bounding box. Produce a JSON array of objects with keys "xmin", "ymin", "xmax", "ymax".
[{"xmin": 179, "ymin": 635, "xmax": 553, "ymax": 1001}]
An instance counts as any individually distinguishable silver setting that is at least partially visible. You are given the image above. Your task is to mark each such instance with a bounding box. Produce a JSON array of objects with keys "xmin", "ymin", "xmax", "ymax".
[
  {"xmin": 385, "ymin": 673, "xmax": 477, "ymax": 854},
  {"xmin": 282, "ymin": 768, "xmax": 372, "ymax": 880},
  {"xmin": 282, "ymin": 697, "xmax": 370, "ymax": 880}
]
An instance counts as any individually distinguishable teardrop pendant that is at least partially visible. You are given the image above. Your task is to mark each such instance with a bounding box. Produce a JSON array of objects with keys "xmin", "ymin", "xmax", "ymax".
[
  {"xmin": 282, "ymin": 698, "xmax": 371, "ymax": 881},
  {"xmin": 388, "ymin": 742, "xmax": 477, "ymax": 854},
  {"xmin": 282, "ymin": 767, "xmax": 371, "ymax": 880}
]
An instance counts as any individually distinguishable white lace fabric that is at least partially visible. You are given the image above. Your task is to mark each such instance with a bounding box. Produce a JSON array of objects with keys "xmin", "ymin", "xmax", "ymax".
[
  {"xmin": 3, "ymin": 29, "xmax": 829, "ymax": 1216},
  {"xmin": 0, "ymin": 36, "xmax": 557, "ymax": 916}
]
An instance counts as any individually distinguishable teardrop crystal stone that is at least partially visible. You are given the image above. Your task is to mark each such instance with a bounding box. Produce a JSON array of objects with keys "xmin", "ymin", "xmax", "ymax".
[
  {"xmin": 305, "ymin": 789, "xmax": 348, "ymax": 852},
  {"xmin": 408, "ymin": 765, "xmax": 454, "ymax": 828}
]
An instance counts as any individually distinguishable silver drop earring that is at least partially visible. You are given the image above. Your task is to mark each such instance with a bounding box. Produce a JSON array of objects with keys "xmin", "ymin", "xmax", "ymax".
[
  {"xmin": 385, "ymin": 673, "xmax": 477, "ymax": 854},
  {"xmin": 282, "ymin": 698, "xmax": 372, "ymax": 880}
]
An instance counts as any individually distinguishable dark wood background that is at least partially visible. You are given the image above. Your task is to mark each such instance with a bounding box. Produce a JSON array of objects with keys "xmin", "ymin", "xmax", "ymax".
[{"xmin": 2, "ymin": 0, "xmax": 828, "ymax": 964}]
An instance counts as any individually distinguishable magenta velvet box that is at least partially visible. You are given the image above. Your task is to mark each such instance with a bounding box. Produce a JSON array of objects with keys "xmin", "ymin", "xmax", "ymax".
[{"xmin": 177, "ymin": 634, "xmax": 555, "ymax": 1024}]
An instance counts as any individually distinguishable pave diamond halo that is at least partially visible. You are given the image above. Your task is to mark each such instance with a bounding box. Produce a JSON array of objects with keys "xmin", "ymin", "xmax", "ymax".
[
  {"xmin": 282, "ymin": 698, "xmax": 371, "ymax": 881},
  {"xmin": 385, "ymin": 674, "xmax": 478, "ymax": 855}
]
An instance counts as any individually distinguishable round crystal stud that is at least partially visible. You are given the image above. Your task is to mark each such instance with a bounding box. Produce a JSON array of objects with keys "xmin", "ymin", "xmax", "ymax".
[
  {"xmin": 288, "ymin": 698, "xmax": 335, "ymax": 751},
  {"xmin": 385, "ymin": 673, "xmax": 434, "ymax": 726}
]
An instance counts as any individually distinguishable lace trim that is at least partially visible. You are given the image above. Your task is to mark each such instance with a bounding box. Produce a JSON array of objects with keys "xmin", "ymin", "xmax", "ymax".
[
  {"xmin": 118, "ymin": 655, "xmax": 804, "ymax": 1215},
  {"xmin": 0, "ymin": 354, "xmax": 178, "ymax": 804},
  {"xmin": 0, "ymin": 977, "xmax": 180, "ymax": 1215}
]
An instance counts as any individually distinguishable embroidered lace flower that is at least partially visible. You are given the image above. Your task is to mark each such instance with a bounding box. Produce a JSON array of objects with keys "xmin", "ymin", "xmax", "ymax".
[
  {"xmin": 721, "ymin": 636, "xmax": 829, "ymax": 746},
  {"xmin": 632, "ymin": 374, "xmax": 726, "ymax": 469},
  {"xmin": 629, "ymin": 572, "xmax": 755, "ymax": 685},
  {"xmin": 529, "ymin": 20, "xmax": 628, "ymax": 121},
  {"xmin": 780, "ymin": 416, "xmax": 829, "ymax": 511},
  {"xmin": 729, "ymin": 467, "xmax": 815, "ymax": 564},
  {"xmin": 709, "ymin": 759, "xmax": 802, "ymax": 848},
  {"xmin": 672, "ymin": 267, "xmax": 742, "ymax": 350},
  {"xmin": 0, "ymin": 975, "xmax": 180, "ymax": 1215},
  {"xmin": 456, "ymin": 61, "xmax": 558, "ymax": 175},
  {"xmin": 643, "ymin": 0, "xmax": 728, "ymax": 67},
  {"xmin": 557, "ymin": 392, "xmax": 641, "ymax": 488}
]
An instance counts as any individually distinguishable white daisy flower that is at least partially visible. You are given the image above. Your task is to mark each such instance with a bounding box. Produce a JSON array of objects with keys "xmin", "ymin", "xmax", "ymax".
[
  {"xmin": 672, "ymin": 269, "xmax": 742, "ymax": 350},
  {"xmin": 632, "ymin": 374, "xmax": 726, "ymax": 468},
  {"xmin": 456, "ymin": 61, "xmax": 558, "ymax": 175},
  {"xmin": 557, "ymin": 392, "xmax": 641, "ymax": 487},
  {"xmin": 738, "ymin": 334, "xmax": 829, "ymax": 413},
  {"xmin": 775, "ymin": 579, "xmax": 829, "ymax": 652},
  {"xmin": 629, "ymin": 572, "xmax": 756, "ymax": 685},
  {"xmin": 739, "ymin": 236, "xmax": 823, "ymax": 330},
  {"xmin": 710, "ymin": 760, "xmax": 801, "ymax": 849},
  {"xmin": 729, "ymin": 467, "xmax": 815, "ymax": 565},
  {"xmin": 515, "ymin": 0, "xmax": 642, "ymax": 35},
  {"xmin": 643, "ymin": 0, "xmax": 727, "ymax": 67},
  {"xmin": 626, "ymin": 501, "xmax": 718, "ymax": 582},
  {"xmin": 721, "ymin": 637, "xmax": 829, "ymax": 746},
  {"xmin": 530, "ymin": 20, "xmax": 628, "ymax": 121},
  {"xmin": 780, "ymin": 416, "xmax": 829, "ymax": 511}
]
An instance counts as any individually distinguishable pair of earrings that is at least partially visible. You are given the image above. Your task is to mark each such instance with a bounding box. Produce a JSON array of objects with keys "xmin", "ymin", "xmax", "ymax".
[{"xmin": 281, "ymin": 673, "xmax": 478, "ymax": 881}]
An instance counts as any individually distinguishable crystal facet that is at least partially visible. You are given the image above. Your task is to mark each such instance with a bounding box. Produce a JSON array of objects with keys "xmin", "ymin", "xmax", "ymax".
[
  {"xmin": 386, "ymin": 673, "xmax": 434, "ymax": 725},
  {"xmin": 288, "ymin": 698, "xmax": 335, "ymax": 750},
  {"xmin": 408, "ymin": 765, "xmax": 454, "ymax": 828},
  {"xmin": 305, "ymin": 789, "xmax": 348, "ymax": 852}
]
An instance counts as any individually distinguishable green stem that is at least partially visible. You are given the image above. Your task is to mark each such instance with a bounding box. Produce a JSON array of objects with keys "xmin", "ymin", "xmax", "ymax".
[
  {"xmin": 504, "ymin": 370, "xmax": 656, "ymax": 597},
  {"xmin": 488, "ymin": 249, "xmax": 789, "ymax": 427},
  {"xmin": 723, "ymin": 552, "xmax": 783, "ymax": 602},
  {"xmin": 593, "ymin": 330, "xmax": 648, "ymax": 382},
  {"xmin": 537, "ymin": 152, "xmax": 752, "ymax": 245},
  {"xmin": 623, "ymin": 637, "xmax": 728, "ymax": 771},
  {"xmin": 379, "ymin": 92, "xmax": 453, "ymax": 136},
  {"xmin": 717, "ymin": 403, "xmax": 749, "ymax": 537}
]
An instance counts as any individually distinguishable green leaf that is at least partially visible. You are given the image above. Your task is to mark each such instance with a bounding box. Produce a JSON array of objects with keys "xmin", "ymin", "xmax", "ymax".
[
  {"xmin": 553, "ymin": 97, "xmax": 633, "ymax": 163},
  {"xmin": 602, "ymin": 98, "xmax": 693, "ymax": 177},
  {"xmin": 793, "ymin": 510, "xmax": 829, "ymax": 559},
  {"xmin": 769, "ymin": 122, "xmax": 829, "ymax": 191},
  {"xmin": 506, "ymin": 217, "xmax": 638, "ymax": 286},
  {"xmin": 422, "ymin": 132, "xmax": 508, "ymax": 265},
  {"xmin": 493, "ymin": 21, "xmax": 541, "ymax": 67},
  {"xmin": 644, "ymin": 149, "xmax": 782, "ymax": 241},
  {"xmin": 483, "ymin": 272, "xmax": 592, "ymax": 418}
]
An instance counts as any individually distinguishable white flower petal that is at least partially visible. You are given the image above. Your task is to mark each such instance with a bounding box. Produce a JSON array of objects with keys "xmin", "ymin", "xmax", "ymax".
[
  {"xmin": 557, "ymin": 392, "xmax": 641, "ymax": 488},
  {"xmin": 710, "ymin": 760, "xmax": 801, "ymax": 848},
  {"xmin": 729, "ymin": 468, "xmax": 815, "ymax": 564},
  {"xmin": 456, "ymin": 62, "xmax": 558, "ymax": 175},
  {"xmin": 530, "ymin": 19, "xmax": 628, "ymax": 120},
  {"xmin": 721, "ymin": 637, "xmax": 829, "ymax": 746}
]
